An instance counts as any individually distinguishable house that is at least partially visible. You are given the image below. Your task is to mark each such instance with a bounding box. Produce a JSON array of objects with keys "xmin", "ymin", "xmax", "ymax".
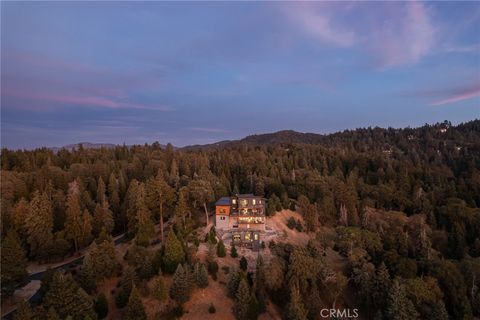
[{"xmin": 215, "ymin": 194, "xmax": 266, "ymax": 249}]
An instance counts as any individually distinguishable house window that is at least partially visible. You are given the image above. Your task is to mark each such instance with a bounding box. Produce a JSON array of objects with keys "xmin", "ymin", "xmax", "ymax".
[
  {"xmin": 220, "ymin": 216, "xmax": 226, "ymax": 220},
  {"xmin": 240, "ymin": 199, "xmax": 248, "ymax": 206},
  {"xmin": 245, "ymin": 232, "xmax": 251, "ymax": 241},
  {"xmin": 233, "ymin": 234, "xmax": 241, "ymax": 241},
  {"xmin": 254, "ymin": 233, "xmax": 259, "ymax": 241},
  {"xmin": 253, "ymin": 199, "xmax": 256, "ymax": 205},
  {"xmin": 232, "ymin": 199, "xmax": 237, "ymax": 204},
  {"xmin": 219, "ymin": 208, "xmax": 226, "ymax": 214}
]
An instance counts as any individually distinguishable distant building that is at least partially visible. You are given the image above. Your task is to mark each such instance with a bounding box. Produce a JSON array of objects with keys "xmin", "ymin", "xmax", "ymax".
[{"xmin": 215, "ymin": 194, "xmax": 265, "ymax": 249}]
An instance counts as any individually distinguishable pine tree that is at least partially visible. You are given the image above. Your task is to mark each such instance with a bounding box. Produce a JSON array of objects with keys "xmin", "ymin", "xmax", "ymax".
[
  {"xmin": 217, "ymin": 239, "xmax": 226, "ymax": 257},
  {"xmin": 13, "ymin": 300, "xmax": 33, "ymax": 320},
  {"xmin": 227, "ymin": 267, "xmax": 242, "ymax": 298},
  {"xmin": 197, "ymin": 264, "xmax": 209, "ymax": 288},
  {"xmin": 135, "ymin": 202, "xmax": 155, "ymax": 247},
  {"xmin": 174, "ymin": 187, "xmax": 189, "ymax": 229},
  {"xmin": 80, "ymin": 209, "xmax": 93, "ymax": 248},
  {"xmin": 96, "ymin": 177, "xmax": 107, "ymax": 205},
  {"xmin": 124, "ymin": 180, "xmax": 142, "ymax": 237},
  {"xmin": 12, "ymin": 198, "xmax": 29, "ymax": 237},
  {"xmin": 152, "ymin": 271, "xmax": 168, "ymax": 302},
  {"xmin": 94, "ymin": 293, "xmax": 108, "ymax": 319},
  {"xmin": 233, "ymin": 278, "xmax": 250, "ymax": 320},
  {"xmin": 170, "ymin": 264, "xmax": 190, "ymax": 305},
  {"xmin": 285, "ymin": 281, "xmax": 308, "ymax": 320},
  {"xmin": 93, "ymin": 202, "xmax": 114, "ymax": 236},
  {"xmin": 247, "ymin": 294, "xmax": 259, "ymax": 320},
  {"xmin": 25, "ymin": 191, "xmax": 53, "ymax": 258},
  {"xmin": 115, "ymin": 267, "xmax": 138, "ymax": 308},
  {"xmin": 64, "ymin": 180, "xmax": 83, "ymax": 253},
  {"xmin": 386, "ymin": 279, "xmax": 419, "ymax": 320},
  {"xmin": 240, "ymin": 256, "xmax": 248, "ymax": 271},
  {"xmin": 78, "ymin": 251, "xmax": 97, "ymax": 293},
  {"xmin": 254, "ymin": 255, "xmax": 267, "ymax": 313},
  {"xmin": 373, "ymin": 262, "xmax": 391, "ymax": 309},
  {"xmin": 107, "ymin": 172, "xmax": 120, "ymax": 216},
  {"xmin": 1, "ymin": 231, "xmax": 28, "ymax": 297},
  {"xmin": 231, "ymin": 243, "xmax": 238, "ymax": 258},
  {"xmin": 163, "ymin": 231, "xmax": 185, "ymax": 273},
  {"xmin": 44, "ymin": 272, "xmax": 96, "ymax": 320},
  {"xmin": 124, "ymin": 286, "xmax": 146, "ymax": 320},
  {"xmin": 145, "ymin": 173, "xmax": 175, "ymax": 242}
]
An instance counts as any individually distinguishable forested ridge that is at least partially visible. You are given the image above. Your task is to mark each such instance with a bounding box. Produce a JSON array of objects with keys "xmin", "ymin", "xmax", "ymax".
[{"xmin": 1, "ymin": 119, "xmax": 479, "ymax": 320}]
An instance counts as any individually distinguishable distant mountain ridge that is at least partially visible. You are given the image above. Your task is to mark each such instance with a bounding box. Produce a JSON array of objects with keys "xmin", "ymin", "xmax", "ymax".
[
  {"xmin": 45, "ymin": 119, "xmax": 480, "ymax": 152},
  {"xmin": 50, "ymin": 142, "xmax": 117, "ymax": 152}
]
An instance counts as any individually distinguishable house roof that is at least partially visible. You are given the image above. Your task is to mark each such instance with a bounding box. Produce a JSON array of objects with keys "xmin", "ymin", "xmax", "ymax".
[
  {"xmin": 236, "ymin": 194, "xmax": 262, "ymax": 198},
  {"xmin": 215, "ymin": 197, "xmax": 231, "ymax": 206}
]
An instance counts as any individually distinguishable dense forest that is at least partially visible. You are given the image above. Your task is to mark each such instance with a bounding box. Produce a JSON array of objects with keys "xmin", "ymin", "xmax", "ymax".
[{"xmin": 1, "ymin": 120, "xmax": 479, "ymax": 320}]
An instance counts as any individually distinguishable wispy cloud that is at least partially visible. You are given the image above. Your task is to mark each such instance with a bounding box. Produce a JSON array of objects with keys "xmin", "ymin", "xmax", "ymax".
[
  {"xmin": 282, "ymin": 1, "xmax": 436, "ymax": 69},
  {"xmin": 283, "ymin": 3, "xmax": 356, "ymax": 47},
  {"xmin": 3, "ymin": 89, "xmax": 171, "ymax": 111},
  {"xmin": 442, "ymin": 43, "xmax": 480, "ymax": 54},
  {"xmin": 370, "ymin": 1, "xmax": 435, "ymax": 68},
  {"xmin": 430, "ymin": 85, "xmax": 480, "ymax": 106}
]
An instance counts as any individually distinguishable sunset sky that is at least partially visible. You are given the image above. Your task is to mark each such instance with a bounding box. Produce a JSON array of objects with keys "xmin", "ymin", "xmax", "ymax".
[{"xmin": 2, "ymin": 1, "xmax": 479, "ymax": 149}]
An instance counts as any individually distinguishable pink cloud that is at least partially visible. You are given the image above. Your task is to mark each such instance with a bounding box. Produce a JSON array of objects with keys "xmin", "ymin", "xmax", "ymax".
[
  {"xmin": 370, "ymin": 1, "xmax": 435, "ymax": 68},
  {"xmin": 430, "ymin": 86, "xmax": 480, "ymax": 106},
  {"xmin": 3, "ymin": 89, "xmax": 171, "ymax": 111},
  {"xmin": 283, "ymin": 2, "xmax": 356, "ymax": 47},
  {"xmin": 282, "ymin": 1, "xmax": 435, "ymax": 68}
]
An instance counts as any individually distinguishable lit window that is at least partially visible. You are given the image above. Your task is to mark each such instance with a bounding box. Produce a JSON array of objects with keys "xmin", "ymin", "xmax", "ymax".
[
  {"xmin": 233, "ymin": 234, "xmax": 241, "ymax": 241},
  {"xmin": 253, "ymin": 199, "xmax": 256, "ymax": 205},
  {"xmin": 245, "ymin": 232, "xmax": 251, "ymax": 241},
  {"xmin": 254, "ymin": 233, "xmax": 259, "ymax": 240},
  {"xmin": 232, "ymin": 199, "xmax": 237, "ymax": 204}
]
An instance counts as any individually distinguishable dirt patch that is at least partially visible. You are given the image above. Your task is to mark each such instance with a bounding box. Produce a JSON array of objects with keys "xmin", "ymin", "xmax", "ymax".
[{"xmin": 265, "ymin": 210, "xmax": 311, "ymax": 246}]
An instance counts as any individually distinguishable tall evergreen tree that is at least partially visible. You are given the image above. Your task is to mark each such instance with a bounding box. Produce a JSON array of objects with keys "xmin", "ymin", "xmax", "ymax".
[
  {"xmin": 64, "ymin": 180, "xmax": 83, "ymax": 253},
  {"xmin": 96, "ymin": 177, "xmax": 107, "ymax": 205},
  {"xmin": 44, "ymin": 272, "xmax": 96, "ymax": 320},
  {"xmin": 135, "ymin": 199, "xmax": 155, "ymax": 247},
  {"xmin": 233, "ymin": 278, "xmax": 250, "ymax": 320},
  {"xmin": 94, "ymin": 293, "xmax": 108, "ymax": 319},
  {"xmin": 80, "ymin": 209, "xmax": 93, "ymax": 248},
  {"xmin": 285, "ymin": 281, "xmax": 308, "ymax": 320},
  {"xmin": 93, "ymin": 202, "xmax": 114, "ymax": 236},
  {"xmin": 170, "ymin": 264, "xmax": 190, "ymax": 305},
  {"xmin": 25, "ymin": 191, "xmax": 53, "ymax": 258},
  {"xmin": 386, "ymin": 279, "xmax": 419, "ymax": 320},
  {"xmin": 174, "ymin": 186, "xmax": 190, "ymax": 229},
  {"xmin": 152, "ymin": 271, "xmax": 168, "ymax": 302},
  {"xmin": 197, "ymin": 264, "xmax": 209, "ymax": 288},
  {"xmin": 217, "ymin": 239, "xmax": 226, "ymax": 257},
  {"xmin": 145, "ymin": 173, "xmax": 175, "ymax": 242},
  {"xmin": 163, "ymin": 230, "xmax": 185, "ymax": 273},
  {"xmin": 1, "ymin": 231, "xmax": 28, "ymax": 297},
  {"xmin": 107, "ymin": 173, "xmax": 120, "ymax": 216},
  {"xmin": 124, "ymin": 286, "xmax": 146, "ymax": 320}
]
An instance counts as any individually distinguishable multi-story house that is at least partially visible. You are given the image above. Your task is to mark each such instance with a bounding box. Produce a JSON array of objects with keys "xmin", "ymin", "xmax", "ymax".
[{"xmin": 215, "ymin": 194, "xmax": 266, "ymax": 249}]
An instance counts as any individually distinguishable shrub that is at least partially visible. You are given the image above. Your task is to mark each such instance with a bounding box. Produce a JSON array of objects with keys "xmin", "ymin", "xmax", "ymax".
[
  {"xmin": 240, "ymin": 257, "xmax": 248, "ymax": 271},
  {"xmin": 95, "ymin": 293, "xmax": 109, "ymax": 319},
  {"xmin": 216, "ymin": 239, "xmax": 226, "ymax": 257},
  {"xmin": 209, "ymin": 303, "xmax": 216, "ymax": 314},
  {"xmin": 231, "ymin": 244, "xmax": 238, "ymax": 258},
  {"xmin": 287, "ymin": 217, "xmax": 296, "ymax": 229}
]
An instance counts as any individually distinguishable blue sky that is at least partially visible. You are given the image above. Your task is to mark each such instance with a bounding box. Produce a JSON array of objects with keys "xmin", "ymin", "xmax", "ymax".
[{"xmin": 1, "ymin": 1, "xmax": 479, "ymax": 149}]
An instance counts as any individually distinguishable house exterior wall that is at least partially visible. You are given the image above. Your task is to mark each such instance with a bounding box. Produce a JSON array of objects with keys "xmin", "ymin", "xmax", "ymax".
[{"xmin": 216, "ymin": 214, "xmax": 229, "ymax": 229}]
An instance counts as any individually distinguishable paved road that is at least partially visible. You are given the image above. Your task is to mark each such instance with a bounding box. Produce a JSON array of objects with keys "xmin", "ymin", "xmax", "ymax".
[{"xmin": 1, "ymin": 233, "xmax": 127, "ymax": 320}]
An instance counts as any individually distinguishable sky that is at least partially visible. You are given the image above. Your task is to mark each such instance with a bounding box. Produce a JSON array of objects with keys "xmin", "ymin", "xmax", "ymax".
[{"xmin": 1, "ymin": 1, "xmax": 479, "ymax": 149}]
